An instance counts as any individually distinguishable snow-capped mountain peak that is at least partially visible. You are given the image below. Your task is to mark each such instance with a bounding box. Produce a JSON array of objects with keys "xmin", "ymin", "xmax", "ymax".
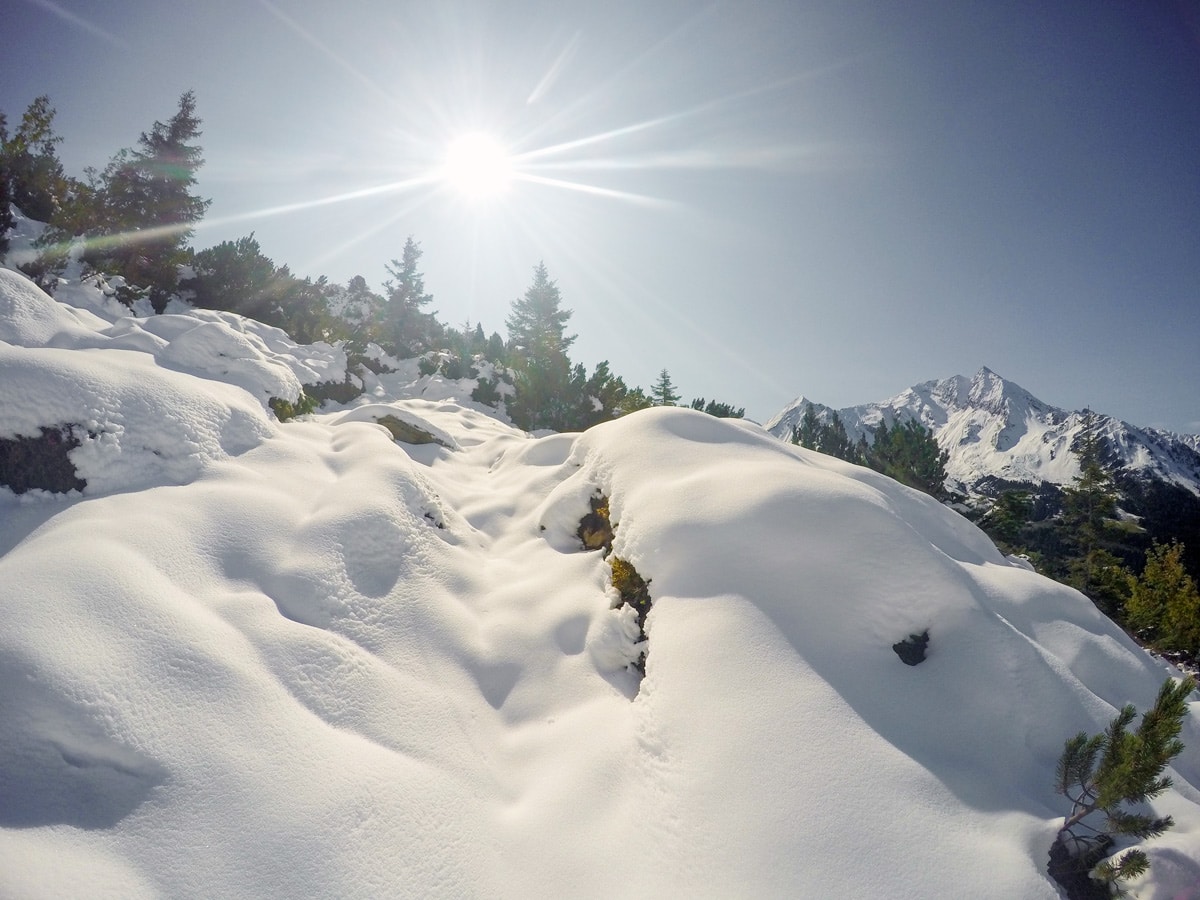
[{"xmin": 768, "ymin": 367, "xmax": 1200, "ymax": 497}]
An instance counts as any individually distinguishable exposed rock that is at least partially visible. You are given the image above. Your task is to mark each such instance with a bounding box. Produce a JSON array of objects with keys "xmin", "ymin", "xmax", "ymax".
[
  {"xmin": 577, "ymin": 494, "xmax": 614, "ymax": 552},
  {"xmin": 0, "ymin": 425, "xmax": 86, "ymax": 494},
  {"xmin": 376, "ymin": 414, "xmax": 451, "ymax": 448},
  {"xmin": 893, "ymin": 629, "xmax": 930, "ymax": 666}
]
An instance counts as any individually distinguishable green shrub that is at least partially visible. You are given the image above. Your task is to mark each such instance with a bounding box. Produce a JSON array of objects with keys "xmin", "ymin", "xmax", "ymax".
[
  {"xmin": 1052, "ymin": 675, "xmax": 1195, "ymax": 895},
  {"xmin": 268, "ymin": 392, "xmax": 318, "ymax": 422}
]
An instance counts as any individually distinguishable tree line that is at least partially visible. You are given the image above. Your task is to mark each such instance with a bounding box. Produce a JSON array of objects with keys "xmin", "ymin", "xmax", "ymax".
[
  {"xmin": 790, "ymin": 403, "xmax": 950, "ymax": 499},
  {"xmin": 979, "ymin": 414, "xmax": 1200, "ymax": 664},
  {"xmin": 0, "ymin": 92, "xmax": 744, "ymax": 432}
]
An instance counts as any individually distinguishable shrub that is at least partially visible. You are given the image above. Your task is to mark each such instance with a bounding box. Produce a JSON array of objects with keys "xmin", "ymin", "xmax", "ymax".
[
  {"xmin": 268, "ymin": 392, "xmax": 318, "ymax": 422},
  {"xmin": 1052, "ymin": 675, "xmax": 1196, "ymax": 895}
]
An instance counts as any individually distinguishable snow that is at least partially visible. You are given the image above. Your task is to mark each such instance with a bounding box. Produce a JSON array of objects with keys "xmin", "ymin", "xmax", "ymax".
[{"xmin": 2, "ymin": 266, "xmax": 1200, "ymax": 898}]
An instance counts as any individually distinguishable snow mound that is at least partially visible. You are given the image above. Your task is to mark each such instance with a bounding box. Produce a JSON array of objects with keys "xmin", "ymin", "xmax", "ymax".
[
  {"xmin": 0, "ymin": 267, "xmax": 107, "ymax": 346},
  {"xmin": 1, "ymin": 269, "xmax": 1199, "ymax": 898},
  {"xmin": 0, "ymin": 342, "xmax": 274, "ymax": 495}
]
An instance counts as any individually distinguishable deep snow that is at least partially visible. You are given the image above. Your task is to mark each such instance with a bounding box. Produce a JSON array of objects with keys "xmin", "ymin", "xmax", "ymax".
[{"xmin": 2, "ymin": 266, "xmax": 1199, "ymax": 899}]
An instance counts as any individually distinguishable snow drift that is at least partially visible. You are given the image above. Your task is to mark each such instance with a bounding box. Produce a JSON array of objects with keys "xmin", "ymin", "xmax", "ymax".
[{"xmin": 2, "ymin": 268, "xmax": 1199, "ymax": 899}]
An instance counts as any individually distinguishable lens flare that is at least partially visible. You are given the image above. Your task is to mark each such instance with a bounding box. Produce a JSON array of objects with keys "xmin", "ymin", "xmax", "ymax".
[{"xmin": 441, "ymin": 133, "xmax": 515, "ymax": 200}]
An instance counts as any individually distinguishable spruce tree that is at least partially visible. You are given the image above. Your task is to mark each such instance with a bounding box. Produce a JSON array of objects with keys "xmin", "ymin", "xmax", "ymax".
[
  {"xmin": 93, "ymin": 90, "xmax": 211, "ymax": 309},
  {"xmin": 1126, "ymin": 541, "xmax": 1200, "ymax": 657},
  {"xmin": 184, "ymin": 234, "xmax": 277, "ymax": 320},
  {"xmin": 689, "ymin": 398, "xmax": 745, "ymax": 418},
  {"xmin": 792, "ymin": 403, "xmax": 822, "ymax": 450},
  {"xmin": 504, "ymin": 262, "xmax": 577, "ymax": 431},
  {"xmin": 650, "ymin": 369, "xmax": 680, "ymax": 406},
  {"xmin": 0, "ymin": 111, "xmax": 12, "ymax": 255},
  {"xmin": 0, "ymin": 96, "xmax": 68, "ymax": 224},
  {"xmin": 379, "ymin": 236, "xmax": 437, "ymax": 356},
  {"xmin": 505, "ymin": 261, "xmax": 574, "ymax": 360},
  {"xmin": 1063, "ymin": 412, "xmax": 1121, "ymax": 599}
]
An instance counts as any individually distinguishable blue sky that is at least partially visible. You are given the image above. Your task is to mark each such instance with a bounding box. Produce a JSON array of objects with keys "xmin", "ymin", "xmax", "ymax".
[{"xmin": 4, "ymin": 0, "xmax": 1199, "ymax": 432}]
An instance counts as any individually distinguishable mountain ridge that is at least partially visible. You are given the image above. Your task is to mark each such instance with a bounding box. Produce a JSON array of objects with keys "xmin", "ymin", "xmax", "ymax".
[{"xmin": 766, "ymin": 367, "xmax": 1200, "ymax": 499}]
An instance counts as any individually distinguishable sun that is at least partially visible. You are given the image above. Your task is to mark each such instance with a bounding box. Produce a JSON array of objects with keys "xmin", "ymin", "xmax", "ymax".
[{"xmin": 441, "ymin": 132, "xmax": 515, "ymax": 200}]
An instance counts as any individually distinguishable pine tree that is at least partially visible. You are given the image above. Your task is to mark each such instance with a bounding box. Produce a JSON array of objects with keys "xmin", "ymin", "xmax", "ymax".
[
  {"xmin": 505, "ymin": 262, "xmax": 577, "ymax": 431},
  {"xmin": 378, "ymin": 236, "xmax": 437, "ymax": 356},
  {"xmin": 184, "ymin": 234, "xmax": 277, "ymax": 320},
  {"xmin": 870, "ymin": 418, "xmax": 949, "ymax": 498},
  {"xmin": 340, "ymin": 274, "xmax": 384, "ymax": 331},
  {"xmin": 982, "ymin": 490, "xmax": 1033, "ymax": 549},
  {"xmin": 0, "ymin": 96, "xmax": 68, "ymax": 224},
  {"xmin": 689, "ymin": 398, "xmax": 745, "ymax": 418},
  {"xmin": 650, "ymin": 369, "xmax": 679, "ymax": 406},
  {"xmin": 505, "ymin": 261, "xmax": 574, "ymax": 360},
  {"xmin": 1126, "ymin": 541, "xmax": 1200, "ymax": 657},
  {"xmin": 792, "ymin": 404, "xmax": 822, "ymax": 450},
  {"xmin": 0, "ymin": 111, "xmax": 12, "ymax": 256},
  {"xmin": 1052, "ymin": 675, "xmax": 1195, "ymax": 893},
  {"xmin": 1063, "ymin": 411, "xmax": 1121, "ymax": 599},
  {"xmin": 574, "ymin": 360, "xmax": 631, "ymax": 428},
  {"xmin": 92, "ymin": 90, "xmax": 211, "ymax": 309}
]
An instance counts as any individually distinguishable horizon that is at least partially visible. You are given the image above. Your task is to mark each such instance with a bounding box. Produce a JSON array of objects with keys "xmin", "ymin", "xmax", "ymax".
[{"xmin": 4, "ymin": 0, "xmax": 1198, "ymax": 433}]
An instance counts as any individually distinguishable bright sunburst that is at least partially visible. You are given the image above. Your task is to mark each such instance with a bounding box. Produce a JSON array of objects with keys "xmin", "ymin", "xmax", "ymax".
[{"xmin": 441, "ymin": 132, "xmax": 514, "ymax": 200}]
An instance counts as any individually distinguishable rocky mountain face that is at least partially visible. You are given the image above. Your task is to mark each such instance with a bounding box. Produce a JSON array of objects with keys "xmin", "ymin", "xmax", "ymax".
[
  {"xmin": 767, "ymin": 368, "xmax": 1200, "ymax": 576},
  {"xmin": 766, "ymin": 367, "xmax": 1200, "ymax": 500}
]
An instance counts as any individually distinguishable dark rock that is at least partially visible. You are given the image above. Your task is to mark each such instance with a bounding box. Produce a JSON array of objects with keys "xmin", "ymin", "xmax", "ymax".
[
  {"xmin": 1047, "ymin": 833, "xmax": 1113, "ymax": 900},
  {"xmin": 577, "ymin": 495, "xmax": 614, "ymax": 552},
  {"xmin": 893, "ymin": 629, "xmax": 930, "ymax": 666},
  {"xmin": 0, "ymin": 425, "xmax": 86, "ymax": 495},
  {"xmin": 375, "ymin": 414, "xmax": 450, "ymax": 448}
]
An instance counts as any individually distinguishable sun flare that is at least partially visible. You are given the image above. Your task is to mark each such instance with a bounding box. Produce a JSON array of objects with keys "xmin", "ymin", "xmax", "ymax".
[{"xmin": 441, "ymin": 132, "xmax": 515, "ymax": 199}]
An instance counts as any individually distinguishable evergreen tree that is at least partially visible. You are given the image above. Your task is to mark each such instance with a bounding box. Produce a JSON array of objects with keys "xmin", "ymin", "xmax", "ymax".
[
  {"xmin": 1126, "ymin": 541, "xmax": 1200, "ymax": 658},
  {"xmin": 618, "ymin": 386, "xmax": 654, "ymax": 417},
  {"xmin": 378, "ymin": 235, "xmax": 437, "ymax": 356},
  {"xmin": 572, "ymin": 360, "xmax": 631, "ymax": 428},
  {"xmin": 791, "ymin": 405, "xmax": 859, "ymax": 463},
  {"xmin": 0, "ymin": 112, "xmax": 13, "ymax": 255},
  {"xmin": 982, "ymin": 490, "xmax": 1033, "ymax": 549},
  {"xmin": 184, "ymin": 234, "xmax": 277, "ymax": 320},
  {"xmin": 650, "ymin": 369, "xmax": 680, "ymax": 406},
  {"xmin": 0, "ymin": 96, "xmax": 68, "ymax": 224},
  {"xmin": 91, "ymin": 90, "xmax": 211, "ymax": 309},
  {"xmin": 867, "ymin": 418, "xmax": 949, "ymax": 498},
  {"xmin": 819, "ymin": 411, "xmax": 857, "ymax": 462},
  {"xmin": 505, "ymin": 261, "xmax": 574, "ymax": 360},
  {"xmin": 340, "ymin": 274, "xmax": 384, "ymax": 330},
  {"xmin": 792, "ymin": 404, "xmax": 822, "ymax": 450},
  {"xmin": 1062, "ymin": 412, "xmax": 1122, "ymax": 599},
  {"xmin": 504, "ymin": 262, "xmax": 577, "ymax": 431},
  {"xmin": 1053, "ymin": 675, "xmax": 1195, "ymax": 893},
  {"xmin": 689, "ymin": 398, "xmax": 745, "ymax": 418}
]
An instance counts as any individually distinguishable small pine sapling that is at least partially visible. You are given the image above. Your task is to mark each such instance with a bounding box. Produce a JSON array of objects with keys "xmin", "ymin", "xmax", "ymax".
[{"xmin": 1052, "ymin": 675, "xmax": 1195, "ymax": 895}]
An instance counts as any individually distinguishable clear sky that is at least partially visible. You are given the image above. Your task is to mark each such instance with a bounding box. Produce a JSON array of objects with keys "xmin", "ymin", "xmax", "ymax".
[{"xmin": 4, "ymin": 0, "xmax": 1199, "ymax": 432}]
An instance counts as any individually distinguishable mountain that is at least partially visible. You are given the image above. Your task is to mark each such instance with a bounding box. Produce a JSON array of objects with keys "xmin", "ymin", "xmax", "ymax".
[
  {"xmin": 4, "ymin": 267, "xmax": 1200, "ymax": 897},
  {"xmin": 766, "ymin": 366, "xmax": 1200, "ymax": 500}
]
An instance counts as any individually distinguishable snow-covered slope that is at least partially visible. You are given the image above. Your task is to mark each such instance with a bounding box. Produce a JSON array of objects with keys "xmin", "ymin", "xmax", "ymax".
[
  {"xmin": 3, "ymin": 270, "xmax": 1200, "ymax": 898},
  {"xmin": 767, "ymin": 366, "xmax": 1200, "ymax": 497}
]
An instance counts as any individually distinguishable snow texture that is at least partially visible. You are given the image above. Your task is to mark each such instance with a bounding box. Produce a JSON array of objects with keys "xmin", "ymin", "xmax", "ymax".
[{"xmin": 2, "ymin": 268, "xmax": 1199, "ymax": 898}]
